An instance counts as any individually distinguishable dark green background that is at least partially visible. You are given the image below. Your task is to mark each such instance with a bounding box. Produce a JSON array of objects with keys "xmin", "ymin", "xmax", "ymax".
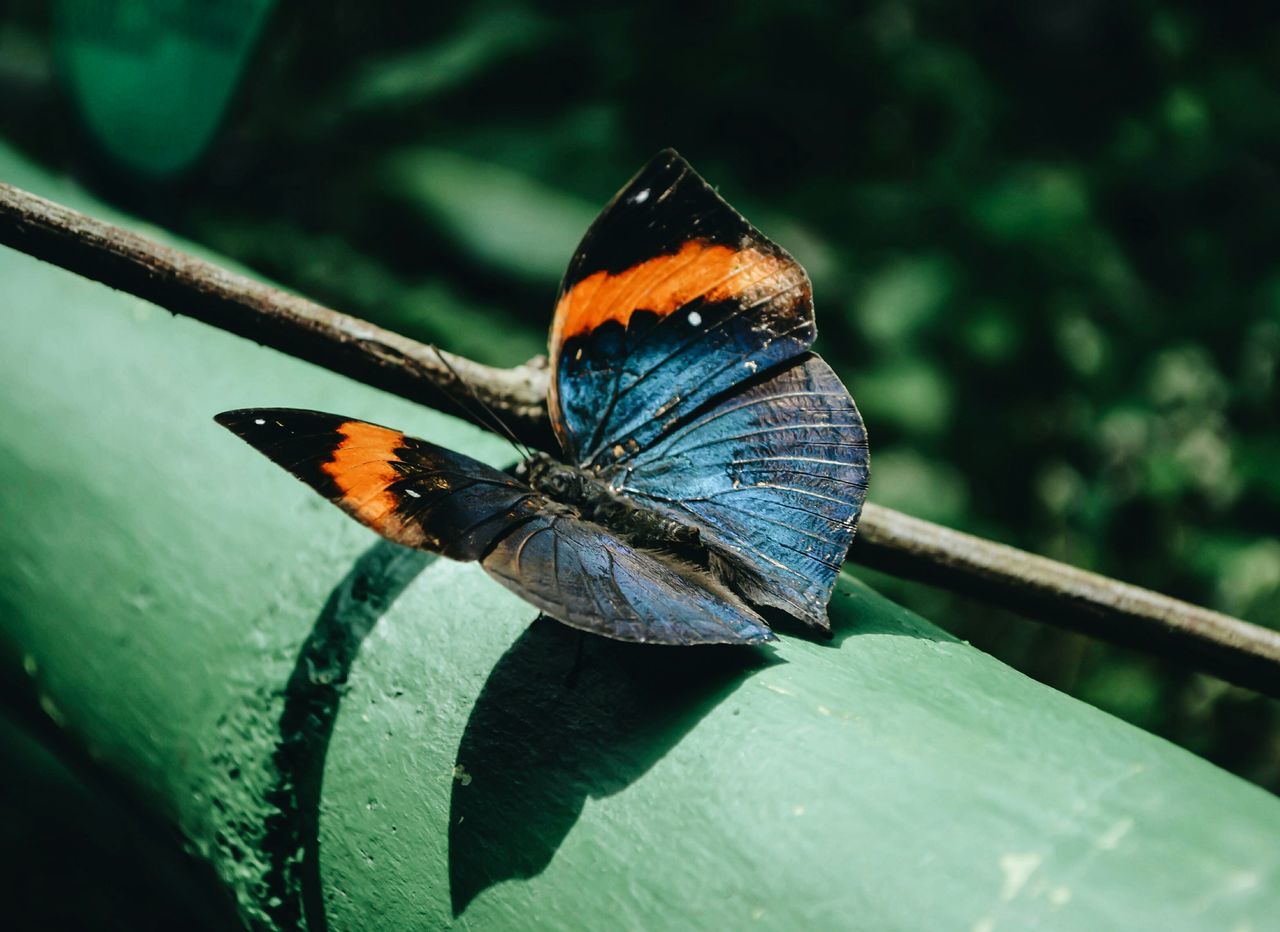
[{"xmin": 0, "ymin": 0, "xmax": 1277, "ymax": 923}]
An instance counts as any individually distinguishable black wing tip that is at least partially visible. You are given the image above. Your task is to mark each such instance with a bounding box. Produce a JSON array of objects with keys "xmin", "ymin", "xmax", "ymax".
[
  {"xmin": 214, "ymin": 407, "xmax": 294, "ymax": 441},
  {"xmin": 637, "ymin": 147, "xmax": 697, "ymax": 184},
  {"xmin": 215, "ymin": 406, "xmax": 320, "ymax": 421},
  {"xmin": 212, "ymin": 410, "xmax": 360, "ymax": 462},
  {"xmin": 214, "ymin": 407, "xmax": 297, "ymax": 428},
  {"xmin": 650, "ymin": 146, "xmax": 685, "ymax": 166},
  {"xmin": 213, "ymin": 407, "xmax": 269, "ymax": 440},
  {"xmin": 214, "ymin": 408, "xmax": 348, "ymax": 431}
]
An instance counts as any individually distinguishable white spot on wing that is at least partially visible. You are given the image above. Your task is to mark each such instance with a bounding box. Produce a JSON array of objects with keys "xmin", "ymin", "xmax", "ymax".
[
  {"xmin": 253, "ymin": 418, "xmax": 266, "ymax": 425},
  {"xmin": 405, "ymin": 489, "xmax": 421, "ymax": 499},
  {"xmin": 630, "ymin": 187, "xmax": 650, "ymax": 204},
  {"xmin": 687, "ymin": 310, "xmax": 702, "ymax": 327}
]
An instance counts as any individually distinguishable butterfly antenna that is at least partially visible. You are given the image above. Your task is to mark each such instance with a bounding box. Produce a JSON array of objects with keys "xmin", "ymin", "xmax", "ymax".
[{"xmin": 427, "ymin": 344, "xmax": 534, "ymax": 460}]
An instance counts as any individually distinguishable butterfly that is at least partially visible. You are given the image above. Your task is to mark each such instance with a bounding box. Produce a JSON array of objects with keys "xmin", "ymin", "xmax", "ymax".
[{"xmin": 216, "ymin": 150, "xmax": 869, "ymax": 646}]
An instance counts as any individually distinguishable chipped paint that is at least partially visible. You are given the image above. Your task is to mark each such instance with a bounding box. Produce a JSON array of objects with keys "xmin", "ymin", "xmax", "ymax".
[
  {"xmin": 1000, "ymin": 852, "xmax": 1042, "ymax": 901},
  {"xmin": 1097, "ymin": 817, "xmax": 1134, "ymax": 850}
]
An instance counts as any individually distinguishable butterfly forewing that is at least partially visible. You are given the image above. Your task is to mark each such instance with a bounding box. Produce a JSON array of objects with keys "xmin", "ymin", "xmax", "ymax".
[
  {"xmin": 549, "ymin": 150, "xmax": 816, "ymax": 468},
  {"xmin": 214, "ymin": 409, "xmax": 543, "ymax": 560}
]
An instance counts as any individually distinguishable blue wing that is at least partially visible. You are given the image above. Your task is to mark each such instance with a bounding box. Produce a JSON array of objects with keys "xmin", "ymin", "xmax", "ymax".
[
  {"xmin": 609, "ymin": 356, "xmax": 869, "ymax": 632},
  {"xmin": 482, "ymin": 512, "xmax": 775, "ymax": 645}
]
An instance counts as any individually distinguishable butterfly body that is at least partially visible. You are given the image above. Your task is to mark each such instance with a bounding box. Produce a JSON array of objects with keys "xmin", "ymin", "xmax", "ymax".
[
  {"xmin": 518, "ymin": 453, "xmax": 703, "ymax": 554},
  {"xmin": 218, "ymin": 150, "xmax": 869, "ymax": 646}
]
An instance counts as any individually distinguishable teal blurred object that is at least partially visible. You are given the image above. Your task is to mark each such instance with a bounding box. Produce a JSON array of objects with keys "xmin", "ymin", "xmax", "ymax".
[{"xmin": 52, "ymin": 0, "xmax": 275, "ymax": 177}]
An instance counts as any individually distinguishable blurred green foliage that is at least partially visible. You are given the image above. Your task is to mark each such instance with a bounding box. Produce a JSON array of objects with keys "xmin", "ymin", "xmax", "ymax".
[{"xmin": 0, "ymin": 0, "xmax": 1276, "ymax": 799}]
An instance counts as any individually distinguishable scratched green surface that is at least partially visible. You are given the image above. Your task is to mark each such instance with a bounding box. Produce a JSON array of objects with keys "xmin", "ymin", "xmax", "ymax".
[{"xmin": 1, "ymin": 144, "xmax": 1278, "ymax": 930}]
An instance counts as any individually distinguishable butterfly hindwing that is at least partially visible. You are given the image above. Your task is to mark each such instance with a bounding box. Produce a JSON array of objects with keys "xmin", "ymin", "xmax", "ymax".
[
  {"xmin": 549, "ymin": 149, "xmax": 816, "ymax": 468},
  {"xmin": 612, "ymin": 355, "xmax": 869, "ymax": 632},
  {"xmin": 215, "ymin": 408, "xmax": 773, "ymax": 646},
  {"xmin": 481, "ymin": 513, "xmax": 775, "ymax": 645}
]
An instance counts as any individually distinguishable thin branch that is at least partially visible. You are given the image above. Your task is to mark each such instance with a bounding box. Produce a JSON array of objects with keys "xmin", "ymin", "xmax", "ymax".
[
  {"xmin": 850, "ymin": 505, "xmax": 1280, "ymax": 695},
  {"xmin": 2, "ymin": 180, "xmax": 1278, "ymax": 697},
  {"xmin": 0, "ymin": 182, "xmax": 556, "ymax": 451}
]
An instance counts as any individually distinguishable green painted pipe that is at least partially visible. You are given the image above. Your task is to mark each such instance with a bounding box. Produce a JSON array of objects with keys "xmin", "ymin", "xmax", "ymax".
[{"xmin": 1, "ymin": 144, "xmax": 1277, "ymax": 930}]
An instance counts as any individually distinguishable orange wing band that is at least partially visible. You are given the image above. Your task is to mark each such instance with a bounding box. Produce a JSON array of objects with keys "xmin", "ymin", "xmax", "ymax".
[
  {"xmin": 551, "ymin": 241, "xmax": 789, "ymax": 346},
  {"xmin": 321, "ymin": 421, "xmax": 406, "ymax": 527}
]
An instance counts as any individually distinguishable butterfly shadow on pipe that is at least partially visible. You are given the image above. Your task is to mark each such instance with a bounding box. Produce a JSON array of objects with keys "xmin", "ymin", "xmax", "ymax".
[
  {"xmin": 448, "ymin": 615, "xmax": 779, "ymax": 917},
  {"xmin": 261, "ymin": 538, "xmax": 436, "ymax": 932}
]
